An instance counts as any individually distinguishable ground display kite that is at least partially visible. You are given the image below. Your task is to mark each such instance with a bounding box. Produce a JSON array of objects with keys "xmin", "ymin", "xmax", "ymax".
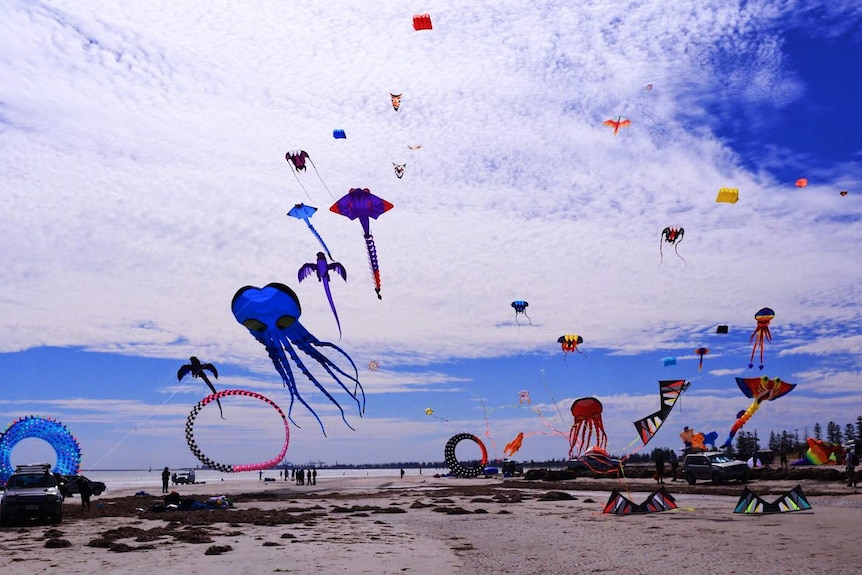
[
  {"xmin": 721, "ymin": 376, "xmax": 795, "ymax": 448},
  {"xmin": 569, "ymin": 397, "xmax": 607, "ymax": 458},
  {"xmin": 680, "ymin": 427, "xmax": 718, "ymax": 451},
  {"xmin": 603, "ymin": 116, "xmax": 631, "ymax": 135},
  {"xmin": 733, "ymin": 485, "xmax": 811, "ymax": 514},
  {"xmin": 231, "ymin": 283, "xmax": 364, "ymax": 435},
  {"xmin": 285, "ymin": 152, "xmax": 334, "ymax": 200},
  {"xmin": 749, "ymin": 307, "xmax": 774, "ymax": 369},
  {"xmin": 178, "ymin": 356, "xmax": 223, "ymax": 418},
  {"xmin": 632, "ymin": 379, "xmax": 690, "ymax": 446},
  {"xmin": 330, "ymin": 188, "xmax": 393, "ymax": 299},
  {"xmin": 444, "ymin": 433, "xmax": 488, "ymax": 477},
  {"xmin": 511, "ymin": 300, "xmax": 531, "ymax": 325},
  {"xmin": 185, "ymin": 389, "xmax": 290, "ymax": 473},
  {"xmin": 298, "ymin": 252, "xmax": 348, "ymax": 338},
  {"xmin": 558, "ymin": 334, "xmax": 585, "ymax": 357},
  {"xmin": 695, "ymin": 347, "xmax": 709, "ymax": 371},
  {"xmin": 287, "ymin": 204, "xmax": 334, "ymax": 261},
  {"xmin": 603, "ymin": 487, "xmax": 678, "ymax": 515},
  {"xmin": 660, "ymin": 226, "xmax": 686, "ymax": 266},
  {"xmin": 801, "ymin": 437, "xmax": 842, "ymax": 465},
  {"xmin": 0, "ymin": 416, "xmax": 82, "ymax": 487},
  {"xmin": 390, "ymin": 93, "xmax": 402, "ymax": 111},
  {"xmin": 716, "ymin": 188, "xmax": 739, "ymax": 203}
]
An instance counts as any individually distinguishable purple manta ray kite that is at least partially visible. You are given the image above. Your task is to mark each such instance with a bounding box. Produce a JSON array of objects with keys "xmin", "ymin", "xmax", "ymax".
[
  {"xmin": 287, "ymin": 203, "xmax": 334, "ymax": 261},
  {"xmin": 298, "ymin": 252, "xmax": 348, "ymax": 339},
  {"xmin": 330, "ymin": 188, "xmax": 394, "ymax": 299}
]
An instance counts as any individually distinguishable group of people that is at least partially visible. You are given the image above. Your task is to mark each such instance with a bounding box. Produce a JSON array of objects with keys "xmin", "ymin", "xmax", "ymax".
[{"xmin": 278, "ymin": 468, "xmax": 317, "ymax": 485}]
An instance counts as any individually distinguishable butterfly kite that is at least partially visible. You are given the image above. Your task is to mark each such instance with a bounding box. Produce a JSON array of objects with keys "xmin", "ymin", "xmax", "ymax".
[
  {"xmin": 330, "ymin": 188, "xmax": 394, "ymax": 299},
  {"xmin": 285, "ymin": 151, "xmax": 334, "ymax": 200},
  {"xmin": 602, "ymin": 116, "xmax": 631, "ymax": 135},
  {"xmin": 660, "ymin": 226, "xmax": 686, "ymax": 266},
  {"xmin": 749, "ymin": 307, "xmax": 774, "ymax": 369},
  {"xmin": 721, "ymin": 375, "xmax": 795, "ymax": 448},
  {"xmin": 298, "ymin": 252, "xmax": 348, "ymax": 339},
  {"xmin": 632, "ymin": 379, "xmax": 690, "ymax": 446},
  {"xmin": 177, "ymin": 357, "xmax": 223, "ymax": 419}
]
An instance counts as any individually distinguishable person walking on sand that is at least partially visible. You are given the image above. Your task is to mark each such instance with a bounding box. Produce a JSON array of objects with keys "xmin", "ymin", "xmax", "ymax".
[
  {"xmin": 654, "ymin": 451, "xmax": 665, "ymax": 484},
  {"xmin": 161, "ymin": 467, "xmax": 170, "ymax": 494},
  {"xmin": 669, "ymin": 450, "xmax": 679, "ymax": 482},
  {"xmin": 79, "ymin": 477, "xmax": 93, "ymax": 511}
]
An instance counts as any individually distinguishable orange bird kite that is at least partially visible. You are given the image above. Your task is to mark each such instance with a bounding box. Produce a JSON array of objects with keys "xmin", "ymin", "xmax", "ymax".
[{"xmin": 603, "ymin": 116, "xmax": 631, "ymax": 135}]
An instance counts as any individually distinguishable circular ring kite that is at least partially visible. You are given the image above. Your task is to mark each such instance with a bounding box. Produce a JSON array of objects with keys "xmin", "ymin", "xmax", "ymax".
[
  {"xmin": 185, "ymin": 389, "xmax": 290, "ymax": 473},
  {"xmin": 0, "ymin": 416, "xmax": 82, "ymax": 487},
  {"xmin": 444, "ymin": 433, "xmax": 488, "ymax": 478}
]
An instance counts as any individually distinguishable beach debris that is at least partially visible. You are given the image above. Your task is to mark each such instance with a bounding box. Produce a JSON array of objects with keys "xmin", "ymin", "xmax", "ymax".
[
  {"xmin": 632, "ymin": 379, "xmax": 690, "ymax": 446},
  {"xmin": 232, "ymin": 283, "xmax": 364, "ymax": 435}
]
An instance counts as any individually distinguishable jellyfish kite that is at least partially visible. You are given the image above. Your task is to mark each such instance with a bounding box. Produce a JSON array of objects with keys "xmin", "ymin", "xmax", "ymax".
[
  {"xmin": 660, "ymin": 226, "xmax": 686, "ymax": 267},
  {"xmin": 285, "ymin": 151, "xmax": 334, "ymax": 200},
  {"xmin": 568, "ymin": 397, "xmax": 607, "ymax": 459},
  {"xmin": 749, "ymin": 307, "xmax": 774, "ymax": 369},
  {"xmin": 602, "ymin": 116, "xmax": 631, "ymax": 135},
  {"xmin": 511, "ymin": 301, "xmax": 531, "ymax": 325},
  {"xmin": 231, "ymin": 283, "xmax": 364, "ymax": 435},
  {"xmin": 721, "ymin": 376, "xmax": 795, "ymax": 448},
  {"xmin": 558, "ymin": 334, "xmax": 585, "ymax": 358},
  {"xmin": 287, "ymin": 204, "xmax": 334, "ymax": 261},
  {"xmin": 330, "ymin": 188, "xmax": 394, "ymax": 299},
  {"xmin": 177, "ymin": 356, "xmax": 223, "ymax": 418},
  {"xmin": 298, "ymin": 252, "xmax": 347, "ymax": 339},
  {"xmin": 695, "ymin": 347, "xmax": 709, "ymax": 372}
]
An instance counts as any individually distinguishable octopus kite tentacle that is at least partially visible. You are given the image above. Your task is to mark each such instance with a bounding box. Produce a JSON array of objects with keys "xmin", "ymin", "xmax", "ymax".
[
  {"xmin": 364, "ymin": 233, "xmax": 383, "ymax": 299},
  {"xmin": 287, "ymin": 333, "xmax": 364, "ymax": 411}
]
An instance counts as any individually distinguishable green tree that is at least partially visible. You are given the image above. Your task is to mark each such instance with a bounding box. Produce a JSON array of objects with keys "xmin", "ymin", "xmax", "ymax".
[{"xmin": 814, "ymin": 422, "xmax": 822, "ymax": 440}]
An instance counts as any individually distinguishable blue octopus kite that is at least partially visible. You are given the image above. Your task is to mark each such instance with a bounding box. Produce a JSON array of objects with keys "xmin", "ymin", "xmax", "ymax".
[{"xmin": 231, "ymin": 283, "xmax": 364, "ymax": 435}]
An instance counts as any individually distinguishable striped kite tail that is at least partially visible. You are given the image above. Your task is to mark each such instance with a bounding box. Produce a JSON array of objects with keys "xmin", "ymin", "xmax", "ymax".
[{"xmin": 364, "ymin": 233, "xmax": 383, "ymax": 299}]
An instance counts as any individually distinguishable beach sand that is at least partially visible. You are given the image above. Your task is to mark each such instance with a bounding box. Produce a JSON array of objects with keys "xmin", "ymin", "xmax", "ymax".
[{"xmin": 2, "ymin": 474, "xmax": 860, "ymax": 574}]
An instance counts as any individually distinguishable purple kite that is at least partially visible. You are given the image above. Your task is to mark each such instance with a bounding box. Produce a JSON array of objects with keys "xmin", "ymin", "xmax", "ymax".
[
  {"xmin": 330, "ymin": 188, "xmax": 394, "ymax": 299},
  {"xmin": 287, "ymin": 204, "xmax": 334, "ymax": 261},
  {"xmin": 285, "ymin": 150, "xmax": 334, "ymax": 199},
  {"xmin": 298, "ymin": 252, "xmax": 347, "ymax": 339}
]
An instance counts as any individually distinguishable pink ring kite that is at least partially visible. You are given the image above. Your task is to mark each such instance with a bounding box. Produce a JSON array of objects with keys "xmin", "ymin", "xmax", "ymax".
[{"xmin": 185, "ymin": 389, "xmax": 289, "ymax": 473}]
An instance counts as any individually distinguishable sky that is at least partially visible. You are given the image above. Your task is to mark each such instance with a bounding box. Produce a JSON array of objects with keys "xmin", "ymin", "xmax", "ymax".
[{"xmin": 1, "ymin": 0, "xmax": 861, "ymax": 471}]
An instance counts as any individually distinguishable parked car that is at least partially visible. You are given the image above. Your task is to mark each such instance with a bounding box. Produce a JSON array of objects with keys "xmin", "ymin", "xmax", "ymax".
[
  {"xmin": 681, "ymin": 451, "xmax": 749, "ymax": 484},
  {"xmin": 1, "ymin": 464, "xmax": 64, "ymax": 526},
  {"xmin": 172, "ymin": 470, "xmax": 196, "ymax": 485},
  {"xmin": 57, "ymin": 475, "xmax": 106, "ymax": 498}
]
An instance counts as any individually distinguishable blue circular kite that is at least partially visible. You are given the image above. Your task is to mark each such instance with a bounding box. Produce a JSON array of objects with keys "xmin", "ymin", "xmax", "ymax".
[{"xmin": 0, "ymin": 416, "xmax": 82, "ymax": 487}]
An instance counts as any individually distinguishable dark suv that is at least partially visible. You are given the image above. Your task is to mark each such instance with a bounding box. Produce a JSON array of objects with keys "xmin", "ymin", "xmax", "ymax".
[
  {"xmin": 58, "ymin": 475, "xmax": 107, "ymax": 498},
  {"xmin": 1, "ymin": 464, "xmax": 64, "ymax": 526},
  {"xmin": 681, "ymin": 452, "xmax": 749, "ymax": 484}
]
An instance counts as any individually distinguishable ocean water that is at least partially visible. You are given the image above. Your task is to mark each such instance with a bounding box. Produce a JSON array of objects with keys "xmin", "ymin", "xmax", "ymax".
[{"xmin": 78, "ymin": 467, "xmax": 413, "ymax": 492}]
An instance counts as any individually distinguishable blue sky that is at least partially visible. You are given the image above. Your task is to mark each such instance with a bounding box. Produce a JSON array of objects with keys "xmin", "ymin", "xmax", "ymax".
[{"xmin": 1, "ymin": 0, "xmax": 861, "ymax": 470}]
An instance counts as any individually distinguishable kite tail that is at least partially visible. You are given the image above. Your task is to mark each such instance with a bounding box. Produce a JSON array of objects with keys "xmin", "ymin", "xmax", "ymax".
[
  {"xmin": 674, "ymin": 243, "xmax": 687, "ymax": 268},
  {"xmin": 323, "ymin": 283, "xmax": 343, "ymax": 340},
  {"xmin": 364, "ymin": 233, "xmax": 383, "ymax": 299},
  {"xmin": 659, "ymin": 238, "xmax": 664, "ymax": 266},
  {"xmin": 309, "ymin": 159, "xmax": 336, "ymax": 200},
  {"xmin": 721, "ymin": 400, "xmax": 760, "ymax": 448},
  {"xmin": 306, "ymin": 221, "xmax": 334, "ymax": 261},
  {"xmin": 523, "ymin": 311, "xmax": 532, "ymax": 325}
]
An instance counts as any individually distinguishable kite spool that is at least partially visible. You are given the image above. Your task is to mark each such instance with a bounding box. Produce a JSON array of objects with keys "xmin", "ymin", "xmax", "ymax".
[
  {"xmin": 0, "ymin": 416, "xmax": 82, "ymax": 486},
  {"xmin": 444, "ymin": 433, "xmax": 488, "ymax": 478},
  {"xmin": 185, "ymin": 390, "xmax": 290, "ymax": 473}
]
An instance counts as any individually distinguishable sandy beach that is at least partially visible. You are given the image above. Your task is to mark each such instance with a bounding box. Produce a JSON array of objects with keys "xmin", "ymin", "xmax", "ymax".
[{"xmin": 2, "ymin": 474, "xmax": 861, "ymax": 574}]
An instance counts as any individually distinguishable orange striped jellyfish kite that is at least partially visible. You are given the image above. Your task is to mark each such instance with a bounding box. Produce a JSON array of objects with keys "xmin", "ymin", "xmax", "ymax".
[
  {"xmin": 568, "ymin": 397, "xmax": 607, "ymax": 459},
  {"xmin": 749, "ymin": 307, "xmax": 774, "ymax": 370}
]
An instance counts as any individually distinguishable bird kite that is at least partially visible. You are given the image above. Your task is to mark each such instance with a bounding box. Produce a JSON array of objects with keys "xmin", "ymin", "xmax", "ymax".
[
  {"xmin": 660, "ymin": 226, "xmax": 686, "ymax": 266},
  {"xmin": 298, "ymin": 252, "xmax": 348, "ymax": 339},
  {"xmin": 511, "ymin": 301, "xmax": 531, "ymax": 325},
  {"xmin": 330, "ymin": 188, "xmax": 394, "ymax": 299},
  {"xmin": 734, "ymin": 485, "xmax": 811, "ymax": 514},
  {"xmin": 603, "ymin": 116, "xmax": 631, "ymax": 135},
  {"xmin": 721, "ymin": 375, "xmax": 795, "ymax": 448},
  {"xmin": 749, "ymin": 307, "xmax": 774, "ymax": 369},
  {"xmin": 287, "ymin": 204, "xmax": 334, "ymax": 261},
  {"xmin": 231, "ymin": 283, "xmax": 364, "ymax": 435},
  {"xmin": 603, "ymin": 487, "xmax": 677, "ymax": 515},
  {"xmin": 632, "ymin": 379, "xmax": 690, "ymax": 446},
  {"xmin": 178, "ymin": 357, "xmax": 223, "ymax": 418},
  {"xmin": 285, "ymin": 151, "xmax": 334, "ymax": 200}
]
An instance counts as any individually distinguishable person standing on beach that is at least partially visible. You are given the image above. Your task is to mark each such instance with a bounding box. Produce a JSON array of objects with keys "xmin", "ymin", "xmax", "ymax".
[
  {"xmin": 780, "ymin": 451, "xmax": 788, "ymax": 470},
  {"xmin": 654, "ymin": 451, "xmax": 665, "ymax": 484},
  {"xmin": 312, "ymin": 468, "xmax": 317, "ymax": 485},
  {"xmin": 400, "ymin": 468, "xmax": 405, "ymax": 479},
  {"xmin": 161, "ymin": 467, "xmax": 170, "ymax": 494},
  {"xmin": 79, "ymin": 477, "xmax": 93, "ymax": 511},
  {"xmin": 845, "ymin": 447, "xmax": 858, "ymax": 487},
  {"xmin": 669, "ymin": 451, "xmax": 678, "ymax": 482}
]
